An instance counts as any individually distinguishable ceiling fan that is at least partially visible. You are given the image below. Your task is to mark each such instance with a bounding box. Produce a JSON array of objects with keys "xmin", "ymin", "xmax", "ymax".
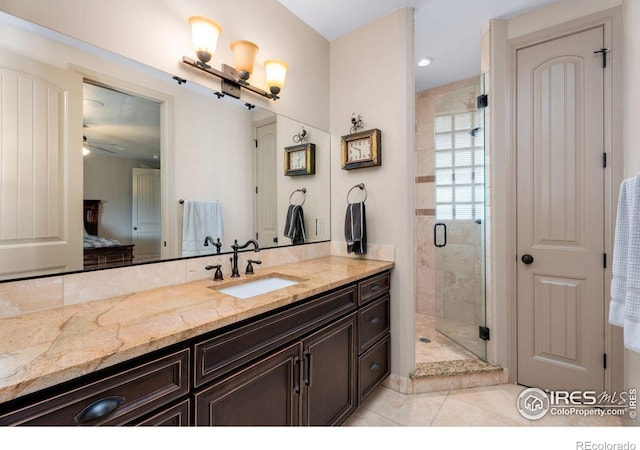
[{"xmin": 83, "ymin": 135, "xmax": 119, "ymax": 155}]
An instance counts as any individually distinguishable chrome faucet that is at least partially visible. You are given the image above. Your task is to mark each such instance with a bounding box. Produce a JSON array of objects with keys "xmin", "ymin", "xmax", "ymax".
[{"xmin": 230, "ymin": 239, "xmax": 260, "ymax": 278}]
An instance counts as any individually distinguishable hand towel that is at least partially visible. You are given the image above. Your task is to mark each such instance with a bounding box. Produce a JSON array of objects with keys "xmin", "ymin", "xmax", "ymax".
[
  {"xmin": 181, "ymin": 200, "xmax": 224, "ymax": 257},
  {"xmin": 283, "ymin": 204, "xmax": 306, "ymax": 245},
  {"xmin": 344, "ymin": 202, "xmax": 366, "ymax": 255},
  {"xmin": 610, "ymin": 174, "xmax": 640, "ymax": 353}
]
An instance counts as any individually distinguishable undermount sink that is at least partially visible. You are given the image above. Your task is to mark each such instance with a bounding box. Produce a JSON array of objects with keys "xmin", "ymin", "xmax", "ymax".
[{"xmin": 211, "ymin": 274, "xmax": 306, "ymax": 299}]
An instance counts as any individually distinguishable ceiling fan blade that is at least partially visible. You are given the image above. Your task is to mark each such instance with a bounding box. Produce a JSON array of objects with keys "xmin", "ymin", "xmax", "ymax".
[{"xmin": 88, "ymin": 143, "xmax": 118, "ymax": 154}]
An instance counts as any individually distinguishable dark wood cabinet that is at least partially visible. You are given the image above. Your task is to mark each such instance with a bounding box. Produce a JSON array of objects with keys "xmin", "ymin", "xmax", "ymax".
[
  {"xmin": 356, "ymin": 273, "xmax": 391, "ymax": 405},
  {"xmin": 194, "ymin": 313, "xmax": 358, "ymax": 426},
  {"xmin": 136, "ymin": 399, "xmax": 191, "ymax": 426},
  {"xmin": 194, "ymin": 342, "xmax": 301, "ymax": 426},
  {"xmin": 0, "ymin": 349, "xmax": 190, "ymax": 426},
  {"xmin": 0, "ymin": 270, "xmax": 391, "ymax": 426},
  {"xmin": 302, "ymin": 313, "xmax": 357, "ymax": 426}
]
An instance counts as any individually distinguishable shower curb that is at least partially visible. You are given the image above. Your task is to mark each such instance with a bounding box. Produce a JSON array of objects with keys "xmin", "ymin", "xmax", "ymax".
[{"xmin": 407, "ymin": 359, "xmax": 508, "ymax": 394}]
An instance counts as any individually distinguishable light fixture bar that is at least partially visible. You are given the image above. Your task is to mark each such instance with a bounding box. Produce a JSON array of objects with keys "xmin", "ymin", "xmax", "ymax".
[{"xmin": 182, "ymin": 56, "xmax": 279, "ymax": 101}]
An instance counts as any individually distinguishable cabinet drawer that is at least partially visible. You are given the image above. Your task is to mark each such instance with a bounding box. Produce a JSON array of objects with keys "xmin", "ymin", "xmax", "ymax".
[
  {"xmin": 195, "ymin": 284, "xmax": 357, "ymax": 387},
  {"xmin": 136, "ymin": 399, "xmax": 191, "ymax": 426},
  {"xmin": 358, "ymin": 295, "xmax": 390, "ymax": 353},
  {"xmin": 358, "ymin": 272, "xmax": 390, "ymax": 306},
  {"xmin": 0, "ymin": 349, "xmax": 189, "ymax": 426},
  {"xmin": 358, "ymin": 336, "xmax": 390, "ymax": 405}
]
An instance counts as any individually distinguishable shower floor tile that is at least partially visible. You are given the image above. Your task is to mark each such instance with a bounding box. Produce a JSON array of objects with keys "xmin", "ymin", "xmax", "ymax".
[{"xmin": 415, "ymin": 313, "xmax": 477, "ymax": 364}]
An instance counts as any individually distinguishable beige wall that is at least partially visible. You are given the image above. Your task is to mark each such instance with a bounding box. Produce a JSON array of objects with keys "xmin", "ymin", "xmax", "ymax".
[
  {"xmin": 330, "ymin": 8, "xmax": 415, "ymax": 379},
  {"xmin": 0, "ymin": 0, "xmax": 330, "ymax": 130},
  {"xmin": 622, "ymin": 0, "xmax": 640, "ymax": 427}
]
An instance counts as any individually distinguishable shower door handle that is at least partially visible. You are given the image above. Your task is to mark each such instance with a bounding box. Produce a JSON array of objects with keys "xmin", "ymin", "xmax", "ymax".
[{"xmin": 434, "ymin": 223, "xmax": 447, "ymax": 248}]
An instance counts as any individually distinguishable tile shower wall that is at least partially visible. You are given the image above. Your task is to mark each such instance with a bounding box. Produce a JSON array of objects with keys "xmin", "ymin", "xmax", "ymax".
[{"xmin": 414, "ymin": 77, "xmax": 482, "ymax": 318}]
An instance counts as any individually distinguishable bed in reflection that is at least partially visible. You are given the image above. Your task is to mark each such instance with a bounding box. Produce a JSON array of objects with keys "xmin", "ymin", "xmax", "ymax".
[{"xmin": 83, "ymin": 200, "xmax": 135, "ymax": 269}]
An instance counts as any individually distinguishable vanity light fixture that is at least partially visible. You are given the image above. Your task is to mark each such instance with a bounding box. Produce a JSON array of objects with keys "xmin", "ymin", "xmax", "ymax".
[
  {"xmin": 182, "ymin": 15, "xmax": 288, "ymax": 101},
  {"xmin": 417, "ymin": 57, "xmax": 433, "ymax": 67},
  {"xmin": 188, "ymin": 15, "xmax": 222, "ymax": 68}
]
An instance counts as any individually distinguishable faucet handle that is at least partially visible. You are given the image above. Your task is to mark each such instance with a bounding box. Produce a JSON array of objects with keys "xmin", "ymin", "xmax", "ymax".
[
  {"xmin": 245, "ymin": 259, "xmax": 262, "ymax": 274},
  {"xmin": 205, "ymin": 264, "xmax": 223, "ymax": 281}
]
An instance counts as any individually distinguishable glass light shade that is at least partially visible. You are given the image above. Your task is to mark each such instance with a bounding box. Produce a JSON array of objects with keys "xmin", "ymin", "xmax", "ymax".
[
  {"xmin": 82, "ymin": 145, "xmax": 90, "ymax": 156},
  {"xmin": 231, "ymin": 40, "xmax": 259, "ymax": 79},
  {"xmin": 188, "ymin": 16, "xmax": 222, "ymax": 64},
  {"xmin": 264, "ymin": 59, "xmax": 288, "ymax": 94}
]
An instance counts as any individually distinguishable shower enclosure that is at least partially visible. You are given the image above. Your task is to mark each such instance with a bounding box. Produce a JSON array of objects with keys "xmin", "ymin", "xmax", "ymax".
[{"xmin": 432, "ymin": 75, "xmax": 487, "ymax": 360}]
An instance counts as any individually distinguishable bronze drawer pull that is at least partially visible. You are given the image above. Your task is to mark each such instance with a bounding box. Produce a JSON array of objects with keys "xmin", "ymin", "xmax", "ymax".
[
  {"xmin": 74, "ymin": 396, "xmax": 125, "ymax": 423},
  {"xmin": 369, "ymin": 316, "xmax": 380, "ymax": 325},
  {"xmin": 370, "ymin": 285, "xmax": 380, "ymax": 293},
  {"xmin": 370, "ymin": 362, "xmax": 380, "ymax": 371}
]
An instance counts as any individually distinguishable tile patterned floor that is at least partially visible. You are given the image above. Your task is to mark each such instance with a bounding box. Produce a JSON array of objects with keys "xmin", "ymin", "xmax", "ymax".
[
  {"xmin": 415, "ymin": 313, "xmax": 477, "ymax": 364},
  {"xmin": 345, "ymin": 384, "xmax": 623, "ymax": 427}
]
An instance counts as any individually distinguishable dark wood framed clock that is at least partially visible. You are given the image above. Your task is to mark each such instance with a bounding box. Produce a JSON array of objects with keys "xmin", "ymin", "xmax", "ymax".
[
  {"xmin": 340, "ymin": 128, "xmax": 381, "ymax": 170},
  {"xmin": 284, "ymin": 143, "xmax": 315, "ymax": 176}
]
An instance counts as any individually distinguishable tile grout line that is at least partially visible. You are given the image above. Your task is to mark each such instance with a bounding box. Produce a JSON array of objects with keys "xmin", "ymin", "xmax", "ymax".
[{"xmin": 429, "ymin": 389, "xmax": 451, "ymax": 426}]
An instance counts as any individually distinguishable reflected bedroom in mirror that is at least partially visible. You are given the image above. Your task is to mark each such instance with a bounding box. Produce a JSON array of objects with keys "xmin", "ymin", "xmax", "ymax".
[{"xmin": 0, "ymin": 11, "xmax": 331, "ymax": 282}]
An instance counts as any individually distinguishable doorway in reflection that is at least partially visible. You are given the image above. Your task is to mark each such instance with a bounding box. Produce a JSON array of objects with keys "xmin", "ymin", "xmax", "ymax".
[{"xmin": 82, "ymin": 81, "xmax": 162, "ymax": 267}]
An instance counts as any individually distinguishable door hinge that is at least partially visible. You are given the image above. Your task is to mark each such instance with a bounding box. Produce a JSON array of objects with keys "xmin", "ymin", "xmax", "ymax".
[
  {"xmin": 255, "ymin": 186, "xmax": 258, "ymax": 194},
  {"xmin": 477, "ymin": 94, "xmax": 488, "ymax": 109},
  {"xmin": 479, "ymin": 326, "xmax": 490, "ymax": 341},
  {"xmin": 603, "ymin": 353, "xmax": 607, "ymax": 369},
  {"xmin": 603, "ymin": 152, "xmax": 607, "ymax": 168},
  {"xmin": 604, "ymin": 253, "xmax": 607, "ymax": 269},
  {"xmin": 256, "ymin": 232, "xmax": 259, "ymax": 240},
  {"xmin": 254, "ymin": 139, "xmax": 258, "ymax": 148}
]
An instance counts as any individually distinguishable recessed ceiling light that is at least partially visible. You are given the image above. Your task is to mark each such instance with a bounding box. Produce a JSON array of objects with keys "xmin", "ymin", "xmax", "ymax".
[{"xmin": 418, "ymin": 57, "xmax": 432, "ymax": 67}]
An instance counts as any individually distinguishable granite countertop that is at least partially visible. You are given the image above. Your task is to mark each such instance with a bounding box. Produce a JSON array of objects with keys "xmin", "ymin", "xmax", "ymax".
[{"xmin": 0, "ymin": 256, "xmax": 393, "ymax": 404}]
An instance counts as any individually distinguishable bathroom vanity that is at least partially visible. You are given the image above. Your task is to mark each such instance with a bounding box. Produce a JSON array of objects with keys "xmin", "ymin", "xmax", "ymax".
[{"xmin": 0, "ymin": 257, "xmax": 392, "ymax": 426}]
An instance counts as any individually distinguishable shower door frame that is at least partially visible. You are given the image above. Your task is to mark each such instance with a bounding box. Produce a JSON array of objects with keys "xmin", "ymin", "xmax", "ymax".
[{"xmin": 432, "ymin": 75, "xmax": 488, "ymax": 361}]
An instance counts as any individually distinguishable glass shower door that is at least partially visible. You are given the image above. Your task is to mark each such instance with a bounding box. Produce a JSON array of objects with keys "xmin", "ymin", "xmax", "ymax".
[{"xmin": 433, "ymin": 75, "xmax": 487, "ymax": 360}]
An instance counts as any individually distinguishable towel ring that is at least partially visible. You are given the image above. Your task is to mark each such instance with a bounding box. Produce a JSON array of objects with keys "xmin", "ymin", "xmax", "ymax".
[
  {"xmin": 289, "ymin": 188, "xmax": 306, "ymax": 206},
  {"xmin": 347, "ymin": 183, "xmax": 367, "ymax": 204}
]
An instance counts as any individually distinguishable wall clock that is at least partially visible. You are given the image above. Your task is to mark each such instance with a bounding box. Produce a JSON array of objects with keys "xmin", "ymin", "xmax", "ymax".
[
  {"xmin": 340, "ymin": 128, "xmax": 381, "ymax": 170},
  {"xmin": 284, "ymin": 143, "xmax": 315, "ymax": 176}
]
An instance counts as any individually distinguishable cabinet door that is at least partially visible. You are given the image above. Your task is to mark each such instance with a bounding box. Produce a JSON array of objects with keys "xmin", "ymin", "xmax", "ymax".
[
  {"xmin": 302, "ymin": 313, "xmax": 357, "ymax": 426},
  {"xmin": 194, "ymin": 342, "xmax": 302, "ymax": 426}
]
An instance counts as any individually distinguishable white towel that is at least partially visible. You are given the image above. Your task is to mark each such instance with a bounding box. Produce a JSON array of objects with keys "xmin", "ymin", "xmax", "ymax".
[
  {"xmin": 610, "ymin": 174, "xmax": 640, "ymax": 353},
  {"xmin": 181, "ymin": 200, "xmax": 224, "ymax": 257}
]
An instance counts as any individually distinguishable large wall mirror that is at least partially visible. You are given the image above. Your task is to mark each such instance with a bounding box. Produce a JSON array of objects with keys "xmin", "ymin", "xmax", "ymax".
[{"xmin": 0, "ymin": 12, "xmax": 331, "ymax": 282}]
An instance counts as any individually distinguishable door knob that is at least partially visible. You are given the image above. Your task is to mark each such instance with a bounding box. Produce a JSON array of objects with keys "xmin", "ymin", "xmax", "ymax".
[{"xmin": 521, "ymin": 254, "xmax": 534, "ymax": 265}]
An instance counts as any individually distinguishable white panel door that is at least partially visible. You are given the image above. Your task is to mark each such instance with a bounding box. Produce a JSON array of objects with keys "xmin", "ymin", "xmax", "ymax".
[
  {"xmin": 255, "ymin": 122, "xmax": 278, "ymax": 248},
  {"xmin": 516, "ymin": 27, "xmax": 605, "ymax": 391},
  {"xmin": 0, "ymin": 48, "xmax": 83, "ymax": 279},
  {"xmin": 132, "ymin": 168, "xmax": 160, "ymax": 262}
]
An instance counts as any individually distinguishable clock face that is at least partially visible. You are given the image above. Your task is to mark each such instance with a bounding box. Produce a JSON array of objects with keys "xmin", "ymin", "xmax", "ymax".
[
  {"xmin": 289, "ymin": 150, "xmax": 306, "ymax": 170},
  {"xmin": 347, "ymin": 138, "xmax": 372, "ymax": 161}
]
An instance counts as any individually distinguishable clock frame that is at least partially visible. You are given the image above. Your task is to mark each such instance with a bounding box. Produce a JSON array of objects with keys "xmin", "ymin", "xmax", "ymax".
[
  {"xmin": 340, "ymin": 128, "xmax": 381, "ymax": 170},
  {"xmin": 284, "ymin": 143, "xmax": 316, "ymax": 176}
]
